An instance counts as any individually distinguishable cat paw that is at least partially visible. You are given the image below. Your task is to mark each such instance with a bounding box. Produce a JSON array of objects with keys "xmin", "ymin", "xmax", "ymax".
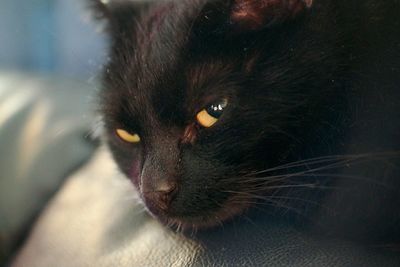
[{"xmin": 231, "ymin": 0, "xmax": 313, "ymax": 30}]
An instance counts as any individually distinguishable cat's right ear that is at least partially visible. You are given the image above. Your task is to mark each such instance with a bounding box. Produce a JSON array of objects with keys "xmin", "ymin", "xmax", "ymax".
[
  {"xmin": 87, "ymin": 0, "xmax": 112, "ymax": 21},
  {"xmin": 87, "ymin": 0, "xmax": 150, "ymax": 32}
]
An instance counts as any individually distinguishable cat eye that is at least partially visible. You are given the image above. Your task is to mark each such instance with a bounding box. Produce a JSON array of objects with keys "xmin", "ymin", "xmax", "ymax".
[
  {"xmin": 196, "ymin": 98, "xmax": 228, "ymax": 128},
  {"xmin": 116, "ymin": 129, "xmax": 141, "ymax": 143}
]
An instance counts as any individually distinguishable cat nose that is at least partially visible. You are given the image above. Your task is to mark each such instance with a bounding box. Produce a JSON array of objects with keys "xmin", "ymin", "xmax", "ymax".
[{"xmin": 147, "ymin": 182, "xmax": 178, "ymax": 211}]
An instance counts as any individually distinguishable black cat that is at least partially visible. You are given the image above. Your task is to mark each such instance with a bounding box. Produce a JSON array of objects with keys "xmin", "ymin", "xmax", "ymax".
[{"xmin": 90, "ymin": 0, "xmax": 400, "ymax": 243}]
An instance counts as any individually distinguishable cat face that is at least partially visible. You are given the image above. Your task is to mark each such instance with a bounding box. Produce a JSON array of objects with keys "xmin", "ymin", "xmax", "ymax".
[{"xmin": 93, "ymin": 0, "xmax": 341, "ymax": 229}]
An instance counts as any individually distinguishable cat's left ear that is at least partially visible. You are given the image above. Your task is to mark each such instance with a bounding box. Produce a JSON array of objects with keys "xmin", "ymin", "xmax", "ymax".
[{"xmin": 230, "ymin": 0, "xmax": 313, "ymax": 31}]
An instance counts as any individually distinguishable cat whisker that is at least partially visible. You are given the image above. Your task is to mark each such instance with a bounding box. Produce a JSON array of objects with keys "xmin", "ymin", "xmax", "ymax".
[
  {"xmin": 244, "ymin": 151, "xmax": 400, "ymax": 177},
  {"xmin": 244, "ymin": 156, "xmax": 351, "ymax": 176},
  {"xmin": 227, "ymin": 190, "xmax": 334, "ymax": 214},
  {"xmin": 190, "ymin": 224, "xmax": 198, "ymax": 236},
  {"xmin": 224, "ymin": 158, "xmax": 357, "ymax": 185},
  {"xmin": 265, "ymin": 195, "xmax": 335, "ymax": 213},
  {"xmin": 130, "ymin": 208, "xmax": 148, "ymax": 217},
  {"xmin": 242, "ymin": 183, "xmax": 338, "ymax": 191},
  {"xmin": 238, "ymin": 172, "xmax": 390, "ymax": 189},
  {"xmin": 229, "ymin": 153, "xmax": 399, "ymax": 190},
  {"xmin": 254, "ymin": 158, "xmax": 359, "ymax": 177},
  {"xmin": 232, "ymin": 198, "xmax": 307, "ymax": 219},
  {"xmin": 176, "ymin": 222, "xmax": 182, "ymax": 233}
]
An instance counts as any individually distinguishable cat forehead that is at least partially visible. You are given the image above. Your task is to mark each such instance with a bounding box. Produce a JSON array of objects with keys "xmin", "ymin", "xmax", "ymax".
[
  {"xmin": 112, "ymin": 5, "xmax": 237, "ymax": 105},
  {"xmin": 116, "ymin": 60, "xmax": 237, "ymax": 123},
  {"xmin": 119, "ymin": 2, "xmax": 202, "ymax": 89},
  {"xmin": 108, "ymin": 0, "xmax": 240, "ymax": 83}
]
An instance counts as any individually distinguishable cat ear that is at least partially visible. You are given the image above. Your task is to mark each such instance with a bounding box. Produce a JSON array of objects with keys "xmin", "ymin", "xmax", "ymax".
[
  {"xmin": 87, "ymin": 0, "xmax": 151, "ymax": 27},
  {"xmin": 87, "ymin": 0, "xmax": 112, "ymax": 21},
  {"xmin": 86, "ymin": 0, "xmax": 154, "ymax": 36},
  {"xmin": 230, "ymin": 0, "xmax": 313, "ymax": 31}
]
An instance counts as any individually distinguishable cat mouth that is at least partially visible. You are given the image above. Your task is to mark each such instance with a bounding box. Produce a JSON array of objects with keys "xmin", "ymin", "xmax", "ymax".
[{"xmin": 141, "ymin": 192, "xmax": 251, "ymax": 231}]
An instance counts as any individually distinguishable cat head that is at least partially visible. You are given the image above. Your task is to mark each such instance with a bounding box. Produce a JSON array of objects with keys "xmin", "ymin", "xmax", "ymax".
[{"xmin": 90, "ymin": 0, "xmax": 341, "ymax": 229}]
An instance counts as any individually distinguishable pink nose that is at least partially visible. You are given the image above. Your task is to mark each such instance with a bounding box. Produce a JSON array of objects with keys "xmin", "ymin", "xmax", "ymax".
[{"xmin": 145, "ymin": 183, "xmax": 177, "ymax": 211}]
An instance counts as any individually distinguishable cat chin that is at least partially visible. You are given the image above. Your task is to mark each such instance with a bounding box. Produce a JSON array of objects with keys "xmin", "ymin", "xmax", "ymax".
[{"xmin": 143, "ymin": 195, "xmax": 251, "ymax": 231}]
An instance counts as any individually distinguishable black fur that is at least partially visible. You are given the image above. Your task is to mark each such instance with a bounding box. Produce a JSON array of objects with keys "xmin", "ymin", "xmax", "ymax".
[{"xmin": 92, "ymin": 0, "xmax": 400, "ymax": 243}]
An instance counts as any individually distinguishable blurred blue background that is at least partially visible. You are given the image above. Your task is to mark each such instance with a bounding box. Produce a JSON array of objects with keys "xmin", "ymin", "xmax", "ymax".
[
  {"xmin": 0, "ymin": 0, "xmax": 108, "ymax": 80},
  {"xmin": 0, "ymin": 1, "xmax": 108, "ymax": 262}
]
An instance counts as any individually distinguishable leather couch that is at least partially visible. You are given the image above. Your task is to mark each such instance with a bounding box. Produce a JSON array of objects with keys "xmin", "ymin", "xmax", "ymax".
[{"xmin": 1, "ymin": 71, "xmax": 399, "ymax": 266}]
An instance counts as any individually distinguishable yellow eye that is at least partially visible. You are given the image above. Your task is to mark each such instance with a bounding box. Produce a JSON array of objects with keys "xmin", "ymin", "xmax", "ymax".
[
  {"xmin": 196, "ymin": 98, "xmax": 228, "ymax": 128},
  {"xmin": 197, "ymin": 110, "xmax": 218, "ymax": 128},
  {"xmin": 116, "ymin": 129, "xmax": 141, "ymax": 143}
]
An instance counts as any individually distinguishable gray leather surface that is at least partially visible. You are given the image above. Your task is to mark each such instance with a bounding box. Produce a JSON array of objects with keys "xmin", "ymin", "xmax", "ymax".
[
  {"xmin": 0, "ymin": 71, "xmax": 96, "ymax": 263},
  {"xmin": 13, "ymin": 148, "xmax": 400, "ymax": 266}
]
